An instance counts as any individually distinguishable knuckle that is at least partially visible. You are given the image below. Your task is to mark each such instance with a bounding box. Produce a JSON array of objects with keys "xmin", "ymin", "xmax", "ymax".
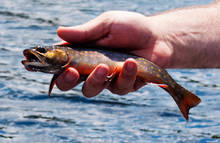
[
  {"xmin": 99, "ymin": 11, "xmax": 115, "ymax": 24},
  {"xmin": 122, "ymin": 68, "xmax": 135, "ymax": 76},
  {"xmin": 118, "ymin": 77, "xmax": 135, "ymax": 89},
  {"xmin": 86, "ymin": 73, "xmax": 106, "ymax": 88},
  {"xmin": 86, "ymin": 78, "xmax": 100, "ymax": 88}
]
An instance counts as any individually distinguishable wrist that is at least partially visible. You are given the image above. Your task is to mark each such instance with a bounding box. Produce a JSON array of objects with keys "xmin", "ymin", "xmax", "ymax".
[
  {"xmin": 142, "ymin": 16, "xmax": 174, "ymax": 68},
  {"xmin": 148, "ymin": 3, "xmax": 220, "ymax": 68}
]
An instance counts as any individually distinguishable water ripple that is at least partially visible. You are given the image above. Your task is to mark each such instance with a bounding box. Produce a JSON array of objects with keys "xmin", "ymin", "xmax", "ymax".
[
  {"xmin": 23, "ymin": 115, "xmax": 77, "ymax": 125},
  {"xmin": 0, "ymin": 10, "xmax": 59, "ymax": 26},
  {"xmin": 0, "ymin": 134, "xmax": 14, "ymax": 139},
  {"xmin": 0, "ymin": 0, "xmax": 219, "ymax": 142}
]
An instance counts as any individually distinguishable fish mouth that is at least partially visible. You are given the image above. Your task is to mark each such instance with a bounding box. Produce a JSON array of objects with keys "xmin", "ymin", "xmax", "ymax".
[
  {"xmin": 22, "ymin": 49, "xmax": 41, "ymax": 62},
  {"xmin": 21, "ymin": 49, "xmax": 50, "ymax": 72}
]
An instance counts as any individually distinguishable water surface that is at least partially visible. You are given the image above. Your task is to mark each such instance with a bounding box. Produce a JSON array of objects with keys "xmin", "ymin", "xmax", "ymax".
[{"xmin": 0, "ymin": 0, "xmax": 220, "ymax": 142}]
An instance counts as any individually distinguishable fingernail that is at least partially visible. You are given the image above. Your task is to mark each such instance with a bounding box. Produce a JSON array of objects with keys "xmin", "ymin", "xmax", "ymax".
[
  {"xmin": 58, "ymin": 26, "xmax": 73, "ymax": 32},
  {"xmin": 63, "ymin": 69, "xmax": 78, "ymax": 83},
  {"xmin": 125, "ymin": 62, "xmax": 135, "ymax": 72},
  {"xmin": 95, "ymin": 66, "xmax": 108, "ymax": 80},
  {"xmin": 58, "ymin": 26, "xmax": 66, "ymax": 29}
]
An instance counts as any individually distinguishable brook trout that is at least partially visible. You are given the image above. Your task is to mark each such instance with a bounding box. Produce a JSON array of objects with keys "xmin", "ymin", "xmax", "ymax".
[{"xmin": 21, "ymin": 45, "xmax": 201, "ymax": 120}]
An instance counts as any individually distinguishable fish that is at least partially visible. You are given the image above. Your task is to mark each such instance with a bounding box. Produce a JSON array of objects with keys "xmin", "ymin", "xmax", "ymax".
[{"xmin": 21, "ymin": 45, "xmax": 201, "ymax": 121}]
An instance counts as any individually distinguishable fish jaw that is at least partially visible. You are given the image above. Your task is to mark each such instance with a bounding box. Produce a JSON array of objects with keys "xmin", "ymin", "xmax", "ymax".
[{"xmin": 21, "ymin": 49, "xmax": 63, "ymax": 74}]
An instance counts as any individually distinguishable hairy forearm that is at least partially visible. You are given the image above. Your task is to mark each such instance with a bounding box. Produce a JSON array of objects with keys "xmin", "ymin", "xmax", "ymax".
[{"xmin": 149, "ymin": 1, "xmax": 220, "ymax": 68}]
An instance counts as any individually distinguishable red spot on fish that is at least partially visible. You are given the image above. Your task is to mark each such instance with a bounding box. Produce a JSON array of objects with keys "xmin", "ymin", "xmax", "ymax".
[
  {"xmin": 148, "ymin": 82, "xmax": 168, "ymax": 88},
  {"xmin": 158, "ymin": 84, "xmax": 168, "ymax": 88}
]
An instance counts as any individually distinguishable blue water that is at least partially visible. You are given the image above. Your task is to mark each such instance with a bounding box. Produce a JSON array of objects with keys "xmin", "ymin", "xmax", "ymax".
[{"xmin": 0, "ymin": 0, "xmax": 220, "ymax": 142}]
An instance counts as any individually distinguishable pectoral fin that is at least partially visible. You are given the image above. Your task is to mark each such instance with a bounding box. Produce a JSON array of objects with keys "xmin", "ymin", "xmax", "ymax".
[
  {"xmin": 48, "ymin": 57, "xmax": 72, "ymax": 96},
  {"xmin": 48, "ymin": 72, "xmax": 63, "ymax": 97}
]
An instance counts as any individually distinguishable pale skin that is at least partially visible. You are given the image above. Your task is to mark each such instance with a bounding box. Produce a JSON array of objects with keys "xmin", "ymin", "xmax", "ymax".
[{"xmin": 56, "ymin": 1, "xmax": 220, "ymax": 97}]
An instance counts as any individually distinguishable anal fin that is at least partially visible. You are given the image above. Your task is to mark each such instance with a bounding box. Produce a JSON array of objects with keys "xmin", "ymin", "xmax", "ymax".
[{"xmin": 148, "ymin": 82, "xmax": 168, "ymax": 88}]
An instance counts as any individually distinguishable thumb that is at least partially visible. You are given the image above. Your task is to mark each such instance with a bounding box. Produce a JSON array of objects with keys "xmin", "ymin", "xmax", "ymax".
[{"xmin": 57, "ymin": 17, "xmax": 111, "ymax": 43}]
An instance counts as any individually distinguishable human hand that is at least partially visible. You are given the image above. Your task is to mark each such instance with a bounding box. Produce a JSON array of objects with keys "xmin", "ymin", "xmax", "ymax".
[{"xmin": 56, "ymin": 11, "xmax": 173, "ymax": 97}]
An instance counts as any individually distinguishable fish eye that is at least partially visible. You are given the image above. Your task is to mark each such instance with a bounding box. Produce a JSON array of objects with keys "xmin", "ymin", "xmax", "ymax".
[{"xmin": 36, "ymin": 47, "xmax": 47, "ymax": 53}]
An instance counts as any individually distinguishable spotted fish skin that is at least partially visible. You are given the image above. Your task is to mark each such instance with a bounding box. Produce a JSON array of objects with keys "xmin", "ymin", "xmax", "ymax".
[
  {"xmin": 63, "ymin": 46, "xmax": 174, "ymax": 85},
  {"xmin": 22, "ymin": 45, "xmax": 201, "ymax": 121}
]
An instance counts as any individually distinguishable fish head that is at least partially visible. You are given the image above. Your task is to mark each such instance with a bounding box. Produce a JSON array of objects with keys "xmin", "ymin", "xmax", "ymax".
[{"xmin": 21, "ymin": 46, "xmax": 69, "ymax": 74}]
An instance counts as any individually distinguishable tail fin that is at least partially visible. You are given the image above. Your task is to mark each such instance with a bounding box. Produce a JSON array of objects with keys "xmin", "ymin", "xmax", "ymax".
[{"xmin": 161, "ymin": 84, "xmax": 201, "ymax": 121}]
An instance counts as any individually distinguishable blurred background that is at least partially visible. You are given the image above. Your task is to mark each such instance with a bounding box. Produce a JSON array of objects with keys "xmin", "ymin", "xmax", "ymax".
[{"xmin": 0, "ymin": 0, "xmax": 220, "ymax": 142}]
